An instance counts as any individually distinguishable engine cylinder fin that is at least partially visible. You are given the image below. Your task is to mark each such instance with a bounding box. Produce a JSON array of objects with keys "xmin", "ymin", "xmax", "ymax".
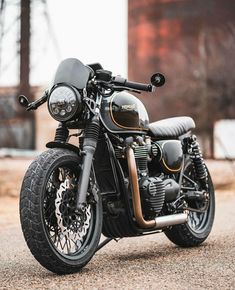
[
  {"xmin": 134, "ymin": 145, "xmax": 148, "ymax": 159},
  {"xmin": 139, "ymin": 177, "xmax": 165, "ymax": 218},
  {"xmin": 134, "ymin": 145, "xmax": 148, "ymax": 172},
  {"xmin": 151, "ymin": 143, "xmax": 159, "ymax": 157}
]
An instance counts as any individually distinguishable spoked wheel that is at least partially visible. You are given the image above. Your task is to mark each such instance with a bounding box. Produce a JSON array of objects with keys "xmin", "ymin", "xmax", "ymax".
[
  {"xmin": 20, "ymin": 149, "xmax": 102, "ymax": 274},
  {"xmin": 164, "ymin": 158, "xmax": 215, "ymax": 247}
]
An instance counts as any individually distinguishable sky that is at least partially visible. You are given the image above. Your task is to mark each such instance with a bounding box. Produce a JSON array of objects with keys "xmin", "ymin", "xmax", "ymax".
[{"xmin": 0, "ymin": 0, "xmax": 128, "ymax": 86}]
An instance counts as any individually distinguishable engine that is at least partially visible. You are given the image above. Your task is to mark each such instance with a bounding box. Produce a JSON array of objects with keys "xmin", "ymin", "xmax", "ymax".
[
  {"xmin": 139, "ymin": 176, "xmax": 165, "ymax": 218},
  {"xmin": 127, "ymin": 140, "xmax": 164, "ymax": 218},
  {"xmin": 115, "ymin": 135, "xmax": 182, "ymax": 219}
]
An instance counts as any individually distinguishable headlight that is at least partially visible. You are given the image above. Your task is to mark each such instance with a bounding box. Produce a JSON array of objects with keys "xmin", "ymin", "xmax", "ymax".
[{"xmin": 48, "ymin": 85, "xmax": 82, "ymax": 122}]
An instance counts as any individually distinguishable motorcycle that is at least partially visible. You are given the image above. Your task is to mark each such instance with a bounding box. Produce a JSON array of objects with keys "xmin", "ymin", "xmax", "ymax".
[{"xmin": 18, "ymin": 58, "xmax": 215, "ymax": 274}]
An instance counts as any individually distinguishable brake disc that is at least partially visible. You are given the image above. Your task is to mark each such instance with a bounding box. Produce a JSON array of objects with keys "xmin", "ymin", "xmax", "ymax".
[{"xmin": 55, "ymin": 179, "xmax": 91, "ymax": 248}]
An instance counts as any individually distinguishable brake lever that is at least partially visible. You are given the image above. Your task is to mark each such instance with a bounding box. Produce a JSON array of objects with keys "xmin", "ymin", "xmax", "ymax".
[
  {"xmin": 111, "ymin": 85, "xmax": 141, "ymax": 94},
  {"xmin": 93, "ymin": 80, "xmax": 141, "ymax": 94}
]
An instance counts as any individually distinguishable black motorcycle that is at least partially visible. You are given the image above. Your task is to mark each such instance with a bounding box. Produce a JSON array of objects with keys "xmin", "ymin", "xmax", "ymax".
[{"xmin": 18, "ymin": 58, "xmax": 215, "ymax": 274}]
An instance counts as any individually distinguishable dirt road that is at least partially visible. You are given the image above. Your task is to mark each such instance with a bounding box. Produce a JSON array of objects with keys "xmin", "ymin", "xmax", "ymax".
[{"xmin": 0, "ymin": 191, "xmax": 234, "ymax": 290}]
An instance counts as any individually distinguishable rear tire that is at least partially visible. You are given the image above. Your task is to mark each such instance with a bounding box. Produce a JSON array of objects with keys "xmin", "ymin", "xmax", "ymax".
[
  {"xmin": 20, "ymin": 148, "xmax": 102, "ymax": 274},
  {"xmin": 164, "ymin": 159, "xmax": 215, "ymax": 247}
]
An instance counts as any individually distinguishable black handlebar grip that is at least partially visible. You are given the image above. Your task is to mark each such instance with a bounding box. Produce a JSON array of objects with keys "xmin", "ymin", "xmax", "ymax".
[
  {"xmin": 124, "ymin": 80, "xmax": 152, "ymax": 92},
  {"xmin": 26, "ymin": 90, "xmax": 49, "ymax": 111},
  {"xmin": 112, "ymin": 76, "xmax": 153, "ymax": 92}
]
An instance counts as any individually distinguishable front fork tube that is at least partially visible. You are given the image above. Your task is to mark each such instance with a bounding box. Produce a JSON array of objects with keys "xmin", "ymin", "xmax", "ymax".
[{"xmin": 76, "ymin": 116, "xmax": 100, "ymax": 210}]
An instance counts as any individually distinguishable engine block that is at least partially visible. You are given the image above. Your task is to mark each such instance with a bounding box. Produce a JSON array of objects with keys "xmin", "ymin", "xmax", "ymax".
[{"xmin": 139, "ymin": 177, "xmax": 165, "ymax": 218}]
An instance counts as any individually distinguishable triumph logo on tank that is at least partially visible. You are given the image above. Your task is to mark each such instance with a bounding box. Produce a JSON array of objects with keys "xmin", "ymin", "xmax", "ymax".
[{"xmin": 121, "ymin": 104, "xmax": 136, "ymax": 110}]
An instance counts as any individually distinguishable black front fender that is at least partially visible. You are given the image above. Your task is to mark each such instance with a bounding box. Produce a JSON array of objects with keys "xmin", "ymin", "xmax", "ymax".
[{"xmin": 46, "ymin": 141, "xmax": 80, "ymax": 155}]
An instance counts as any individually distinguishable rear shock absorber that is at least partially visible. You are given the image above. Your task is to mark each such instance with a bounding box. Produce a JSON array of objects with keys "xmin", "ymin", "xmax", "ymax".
[{"xmin": 188, "ymin": 135, "xmax": 208, "ymax": 189}]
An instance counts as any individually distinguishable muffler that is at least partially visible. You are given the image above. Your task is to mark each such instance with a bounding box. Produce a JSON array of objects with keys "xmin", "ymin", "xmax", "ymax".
[
  {"xmin": 126, "ymin": 147, "xmax": 188, "ymax": 229},
  {"xmin": 154, "ymin": 212, "xmax": 188, "ymax": 229}
]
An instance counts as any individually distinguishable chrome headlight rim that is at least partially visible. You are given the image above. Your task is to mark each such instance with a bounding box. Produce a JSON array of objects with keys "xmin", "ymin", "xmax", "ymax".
[{"xmin": 47, "ymin": 84, "xmax": 82, "ymax": 122}]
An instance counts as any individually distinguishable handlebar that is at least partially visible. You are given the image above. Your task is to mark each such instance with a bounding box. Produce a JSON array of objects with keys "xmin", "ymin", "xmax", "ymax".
[
  {"xmin": 94, "ymin": 69, "xmax": 164, "ymax": 93},
  {"xmin": 18, "ymin": 71, "xmax": 165, "ymax": 112},
  {"xmin": 111, "ymin": 76, "xmax": 153, "ymax": 92},
  {"xmin": 18, "ymin": 90, "xmax": 49, "ymax": 111}
]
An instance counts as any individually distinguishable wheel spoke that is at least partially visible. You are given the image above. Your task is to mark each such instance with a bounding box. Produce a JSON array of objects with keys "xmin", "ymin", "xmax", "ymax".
[
  {"xmin": 182, "ymin": 162, "xmax": 210, "ymax": 233},
  {"xmin": 43, "ymin": 165, "xmax": 93, "ymax": 257}
]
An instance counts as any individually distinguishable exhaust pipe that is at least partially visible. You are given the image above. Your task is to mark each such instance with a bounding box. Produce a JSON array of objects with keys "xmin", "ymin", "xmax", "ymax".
[
  {"xmin": 126, "ymin": 147, "xmax": 188, "ymax": 229},
  {"xmin": 154, "ymin": 213, "xmax": 188, "ymax": 229}
]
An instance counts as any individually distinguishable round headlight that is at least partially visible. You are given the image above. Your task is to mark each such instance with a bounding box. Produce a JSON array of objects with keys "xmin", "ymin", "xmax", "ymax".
[{"xmin": 48, "ymin": 85, "xmax": 82, "ymax": 122}]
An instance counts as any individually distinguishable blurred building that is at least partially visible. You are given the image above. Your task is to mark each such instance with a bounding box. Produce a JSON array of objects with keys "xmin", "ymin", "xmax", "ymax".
[
  {"xmin": 0, "ymin": 86, "xmax": 56, "ymax": 151},
  {"xmin": 128, "ymin": 0, "xmax": 235, "ymax": 156},
  {"xmin": 0, "ymin": 87, "xmax": 35, "ymax": 149},
  {"xmin": 34, "ymin": 88, "xmax": 58, "ymax": 151},
  {"xmin": 1, "ymin": 0, "xmax": 235, "ymax": 157}
]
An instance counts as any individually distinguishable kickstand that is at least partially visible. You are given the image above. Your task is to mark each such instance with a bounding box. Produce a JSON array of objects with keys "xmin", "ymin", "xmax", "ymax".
[{"xmin": 95, "ymin": 237, "xmax": 121, "ymax": 253}]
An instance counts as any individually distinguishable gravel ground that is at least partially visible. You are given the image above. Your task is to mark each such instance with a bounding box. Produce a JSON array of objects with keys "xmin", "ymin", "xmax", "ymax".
[{"xmin": 0, "ymin": 191, "xmax": 234, "ymax": 290}]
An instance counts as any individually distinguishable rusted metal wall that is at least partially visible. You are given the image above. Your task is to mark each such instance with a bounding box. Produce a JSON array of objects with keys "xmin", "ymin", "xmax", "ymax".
[
  {"xmin": 129, "ymin": 0, "xmax": 235, "ymax": 155},
  {"xmin": 0, "ymin": 87, "xmax": 36, "ymax": 149}
]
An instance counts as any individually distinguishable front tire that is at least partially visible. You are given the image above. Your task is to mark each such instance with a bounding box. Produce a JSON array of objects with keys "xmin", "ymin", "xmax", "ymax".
[
  {"xmin": 20, "ymin": 148, "xmax": 102, "ymax": 274},
  {"xmin": 164, "ymin": 159, "xmax": 215, "ymax": 247}
]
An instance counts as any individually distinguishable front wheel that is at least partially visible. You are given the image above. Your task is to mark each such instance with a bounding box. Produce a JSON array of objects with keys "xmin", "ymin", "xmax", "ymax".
[
  {"xmin": 164, "ymin": 158, "xmax": 215, "ymax": 247},
  {"xmin": 20, "ymin": 148, "xmax": 102, "ymax": 274}
]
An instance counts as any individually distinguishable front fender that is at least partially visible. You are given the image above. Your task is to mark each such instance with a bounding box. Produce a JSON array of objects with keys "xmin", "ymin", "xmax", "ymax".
[{"xmin": 46, "ymin": 141, "xmax": 80, "ymax": 155}]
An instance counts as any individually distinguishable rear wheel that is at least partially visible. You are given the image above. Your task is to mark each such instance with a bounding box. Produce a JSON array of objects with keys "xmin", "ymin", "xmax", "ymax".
[
  {"xmin": 20, "ymin": 148, "xmax": 102, "ymax": 274},
  {"xmin": 164, "ymin": 159, "xmax": 215, "ymax": 247}
]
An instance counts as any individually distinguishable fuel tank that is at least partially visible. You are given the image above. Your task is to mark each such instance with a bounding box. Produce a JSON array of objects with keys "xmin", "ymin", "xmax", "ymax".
[{"xmin": 100, "ymin": 91, "xmax": 149, "ymax": 134}]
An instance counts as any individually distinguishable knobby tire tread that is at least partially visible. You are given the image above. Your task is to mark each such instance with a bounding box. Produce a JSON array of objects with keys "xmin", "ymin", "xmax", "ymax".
[
  {"xmin": 20, "ymin": 149, "xmax": 101, "ymax": 274},
  {"xmin": 165, "ymin": 223, "xmax": 209, "ymax": 247}
]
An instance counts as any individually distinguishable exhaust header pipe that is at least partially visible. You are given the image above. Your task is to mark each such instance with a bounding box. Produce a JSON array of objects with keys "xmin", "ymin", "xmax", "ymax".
[{"xmin": 126, "ymin": 147, "xmax": 188, "ymax": 229}]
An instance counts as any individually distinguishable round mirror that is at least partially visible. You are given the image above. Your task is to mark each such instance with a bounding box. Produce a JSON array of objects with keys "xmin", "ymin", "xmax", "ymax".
[
  {"xmin": 151, "ymin": 73, "xmax": 165, "ymax": 87},
  {"xmin": 18, "ymin": 95, "xmax": 29, "ymax": 108}
]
